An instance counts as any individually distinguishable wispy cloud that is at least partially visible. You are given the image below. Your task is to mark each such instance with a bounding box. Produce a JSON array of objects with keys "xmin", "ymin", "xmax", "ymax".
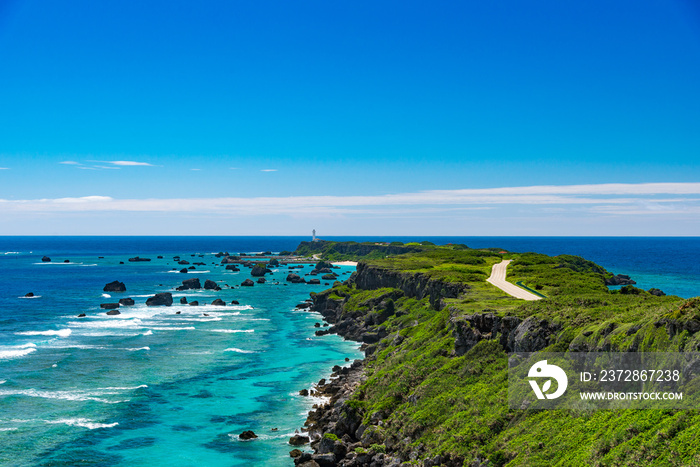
[
  {"xmin": 261, "ymin": 169, "xmax": 277, "ymax": 172},
  {"xmin": 0, "ymin": 183, "xmax": 698, "ymax": 217},
  {"xmin": 0, "ymin": 167, "xmax": 9, "ymax": 170},
  {"xmin": 106, "ymin": 160, "xmax": 154, "ymax": 167},
  {"xmin": 59, "ymin": 161, "xmax": 81, "ymax": 165},
  {"xmin": 191, "ymin": 168, "xmax": 202, "ymax": 171}
]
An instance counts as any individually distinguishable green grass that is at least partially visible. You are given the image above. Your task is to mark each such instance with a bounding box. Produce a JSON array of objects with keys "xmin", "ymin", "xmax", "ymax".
[{"xmin": 312, "ymin": 244, "xmax": 700, "ymax": 465}]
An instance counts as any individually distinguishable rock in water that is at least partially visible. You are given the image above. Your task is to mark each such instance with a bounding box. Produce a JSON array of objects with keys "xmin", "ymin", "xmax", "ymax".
[
  {"xmin": 178, "ymin": 278, "xmax": 201, "ymax": 290},
  {"xmin": 286, "ymin": 274, "xmax": 305, "ymax": 284},
  {"xmin": 106, "ymin": 310, "xmax": 121, "ymax": 315},
  {"xmin": 308, "ymin": 279, "xmax": 321, "ymax": 285},
  {"xmin": 100, "ymin": 303, "xmax": 120, "ymax": 310},
  {"xmin": 41, "ymin": 256, "xmax": 51, "ymax": 262},
  {"xmin": 225, "ymin": 264, "xmax": 240, "ymax": 271},
  {"xmin": 180, "ymin": 297, "xmax": 188, "ymax": 304},
  {"xmin": 146, "ymin": 293, "xmax": 173, "ymax": 307},
  {"xmin": 251, "ymin": 264, "xmax": 271, "ymax": 277},
  {"xmin": 288, "ymin": 434, "xmax": 310, "ymax": 445},
  {"xmin": 239, "ymin": 430, "xmax": 258, "ymax": 440},
  {"xmin": 118, "ymin": 298, "xmax": 135, "ymax": 306},
  {"xmin": 24, "ymin": 292, "xmax": 34, "ymax": 297},
  {"xmin": 103, "ymin": 281, "xmax": 126, "ymax": 292},
  {"xmin": 211, "ymin": 299, "xmax": 226, "ymax": 306},
  {"xmin": 128, "ymin": 256, "xmax": 151, "ymax": 262},
  {"xmin": 179, "ymin": 268, "xmax": 188, "ymax": 273},
  {"xmin": 189, "ymin": 300, "xmax": 199, "ymax": 306},
  {"xmin": 241, "ymin": 279, "xmax": 255, "ymax": 287},
  {"xmin": 257, "ymin": 278, "xmax": 266, "ymax": 284},
  {"xmin": 203, "ymin": 279, "xmax": 219, "ymax": 290}
]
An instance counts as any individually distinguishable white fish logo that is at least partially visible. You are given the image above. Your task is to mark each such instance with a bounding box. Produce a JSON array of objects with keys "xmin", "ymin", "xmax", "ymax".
[{"xmin": 528, "ymin": 360, "xmax": 568, "ymax": 399}]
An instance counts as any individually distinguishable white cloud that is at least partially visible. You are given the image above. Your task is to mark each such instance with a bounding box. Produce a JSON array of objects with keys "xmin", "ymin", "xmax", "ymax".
[
  {"xmin": 89, "ymin": 160, "xmax": 154, "ymax": 167},
  {"xmin": 59, "ymin": 161, "xmax": 81, "ymax": 165},
  {"xmin": 191, "ymin": 168, "xmax": 202, "ymax": 171},
  {"xmin": 261, "ymin": 169, "xmax": 277, "ymax": 172},
  {"xmin": 0, "ymin": 167, "xmax": 9, "ymax": 170},
  {"xmin": 0, "ymin": 183, "xmax": 698, "ymax": 217}
]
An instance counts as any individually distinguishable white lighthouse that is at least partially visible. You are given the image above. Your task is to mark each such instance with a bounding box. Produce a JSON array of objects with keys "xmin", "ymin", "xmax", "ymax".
[{"xmin": 312, "ymin": 229, "xmax": 318, "ymax": 242}]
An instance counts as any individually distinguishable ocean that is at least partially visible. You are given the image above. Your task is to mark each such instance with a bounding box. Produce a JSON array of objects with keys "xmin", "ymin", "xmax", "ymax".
[{"xmin": 0, "ymin": 236, "xmax": 697, "ymax": 467}]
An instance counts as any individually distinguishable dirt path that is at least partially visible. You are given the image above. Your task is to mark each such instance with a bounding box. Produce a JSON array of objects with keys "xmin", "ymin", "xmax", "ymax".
[{"xmin": 486, "ymin": 260, "xmax": 542, "ymax": 301}]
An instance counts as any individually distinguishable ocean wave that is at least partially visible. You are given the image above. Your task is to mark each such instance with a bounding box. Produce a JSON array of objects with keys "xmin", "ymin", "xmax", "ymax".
[
  {"xmin": 18, "ymin": 295, "xmax": 42, "ymax": 299},
  {"xmin": 0, "ymin": 347, "xmax": 37, "ymax": 360},
  {"xmin": 209, "ymin": 329, "xmax": 254, "ymax": 333},
  {"xmin": 146, "ymin": 326, "xmax": 195, "ymax": 331},
  {"xmin": 0, "ymin": 385, "xmax": 147, "ymax": 405},
  {"xmin": 101, "ymin": 293, "xmax": 111, "ymax": 298},
  {"xmin": 44, "ymin": 418, "xmax": 119, "ymax": 430},
  {"xmin": 0, "ymin": 427, "xmax": 18, "ymax": 431},
  {"xmin": 166, "ymin": 270, "xmax": 211, "ymax": 274},
  {"xmin": 223, "ymin": 348, "xmax": 255, "ymax": 354},
  {"xmin": 143, "ymin": 330, "xmax": 153, "ymax": 336},
  {"xmin": 3, "ymin": 251, "xmax": 21, "ymax": 255},
  {"xmin": 126, "ymin": 347, "xmax": 150, "ymax": 351},
  {"xmin": 16, "ymin": 329, "xmax": 72, "ymax": 338}
]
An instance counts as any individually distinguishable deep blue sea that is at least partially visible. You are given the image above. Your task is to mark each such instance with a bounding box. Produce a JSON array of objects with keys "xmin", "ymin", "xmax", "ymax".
[{"xmin": 0, "ymin": 236, "xmax": 697, "ymax": 466}]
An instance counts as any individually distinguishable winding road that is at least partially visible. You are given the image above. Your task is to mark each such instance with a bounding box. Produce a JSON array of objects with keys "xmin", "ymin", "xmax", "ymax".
[{"xmin": 486, "ymin": 260, "xmax": 543, "ymax": 301}]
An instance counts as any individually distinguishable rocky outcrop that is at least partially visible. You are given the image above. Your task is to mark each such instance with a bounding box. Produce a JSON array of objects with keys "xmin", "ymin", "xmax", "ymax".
[
  {"xmin": 287, "ymin": 274, "xmax": 306, "ymax": 284},
  {"xmin": 118, "ymin": 298, "xmax": 135, "ymax": 306},
  {"xmin": 106, "ymin": 310, "xmax": 121, "ymax": 315},
  {"xmin": 251, "ymin": 264, "xmax": 272, "ymax": 277},
  {"xmin": 220, "ymin": 256, "xmax": 240, "ymax": 264},
  {"xmin": 146, "ymin": 293, "xmax": 173, "ymax": 306},
  {"xmin": 241, "ymin": 279, "xmax": 255, "ymax": 287},
  {"xmin": 605, "ymin": 274, "xmax": 636, "ymax": 286},
  {"xmin": 180, "ymin": 297, "xmax": 188, "ymax": 304},
  {"xmin": 204, "ymin": 279, "xmax": 220, "ymax": 290},
  {"xmin": 41, "ymin": 256, "xmax": 51, "ymax": 262},
  {"xmin": 177, "ymin": 278, "xmax": 201, "ymax": 290},
  {"xmin": 128, "ymin": 256, "xmax": 151, "ymax": 262},
  {"xmin": 450, "ymin": 312, "xmax": 560, "ymax": 356},
  {"xmin": 225, "ymin": 265, "xmax": 240, "ymax": 271},
  {"xmin": 100, "ymin": 303, "xmax": 120, "ymax": 310},
  {"xmin": 189, "ymin": 300, "xmax": 199, "ymax": 306},
  {"xmin": 103, "ymin": 281, "xmax": 126, "ymax": 292},
  {"xmin": 239, "ymin": 430, "xmax": 258, "ymax": 440},
  {"xmin": 353, "ymin": 262, "xmax": 469, "ymax": 310},
  {"xmin": 211, "ymin": 299, "xmax": 226, "ymax": 306},
  {"xmin": 308, "ymin": 279, "xmax": 321, "ymax": 285}
]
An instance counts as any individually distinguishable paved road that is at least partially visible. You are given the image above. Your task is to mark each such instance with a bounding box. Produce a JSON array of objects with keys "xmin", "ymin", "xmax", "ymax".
[{"xmin": 486, "ymin": 260, "xmax": 543, "ymax": 301}]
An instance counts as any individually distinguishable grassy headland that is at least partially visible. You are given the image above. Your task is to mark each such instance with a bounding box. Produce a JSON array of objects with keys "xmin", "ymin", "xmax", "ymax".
[{"xmin": 294, "ymin": 241, "xmax": 700, "ymax": 466}]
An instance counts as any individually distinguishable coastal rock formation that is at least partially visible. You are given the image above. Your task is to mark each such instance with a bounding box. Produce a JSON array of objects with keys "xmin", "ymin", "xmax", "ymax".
[
  {"xmin": 106, "ymin": 310, "xmax": 121, "ymax": 315},
  {"xmin": 268, "ymin": 258, "xmax": 279, "ymax": 267},
  {"xmin": 286, "ymin": 274, "xmax": 306, "ymax": 284},
  {"xmin": 204, "ymin": 279, "xmax": 219, "ymax": 290},
  {"xmin": 128, "ymin": 256, "xmax": 151, "ymax": 262},
  {"xmin": 321, "ymin": 274, "xmax": 337, "ymax": 280},
  {"xmin": 257, "ymin": 278, "xmax": 266, "ymax": 284},
  {"xmin": 41, "ymin": 256, "xmax": 51, "ymax": 262},
  {"xmin": 289, "ymin": 434, "xmax": 310, "ymax": 446},
  {"xmin": 220, "ymin": 256, "xmax": 240, "ymax": 264},
  {"xmin": 308, "ymin": 279, "xmax": 321, "ymax": 285},
  {"xmin": 178, "ymin": 278, "xmax": 201, "ymax": 290},
  {"xmin": 146, "ymin": 292, "xmax": 173, "ymax": 306},
  {"xmin": 189, "ymin": 300, "xmax": 199, "ymax": 306},
  {"xmin": 24, "ymin": 292, "xmax": 34, "ymax": 297},
  {"xmin": 180, "ymin": 297, "xmax": 188, "ymax": 304},
  {"xmin": 211, "ymin": 299, "xmax": 226, "ymax": 306},
  {"xmin": 239, "ymin": 430, "xmax": 258, "ymax": 440},
  {"xmin": 179, "ymin": 268, "xmax": 188, "ymax": 273},
  {"xmin": 241, "ymin": 279, "xmax": 255, "ymax": 287},
  {"xmin": 103, "ymin": 281, "xmax": 126, "ymax": 292},
  {"xmin": 251, "ymin": 264, "xmax": 272, "ymax": 277},
  {"xmin": 118, "ymin": 298, "xmax": 135, "ymax": 306},
  {"xmin": 605, "ymin": 274, "xmax": 636, "ymax": 286},
  {"xmin": 225, "ymin": 265, "xmax": 240, "ymax": 271},
  {"xmin": 100, "ymin": 303, "xmax": 120, "ymax": 310}
]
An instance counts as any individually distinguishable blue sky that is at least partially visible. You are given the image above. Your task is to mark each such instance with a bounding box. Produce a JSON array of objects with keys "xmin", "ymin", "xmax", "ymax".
[{"xmin": 0, "ymin": 1, "xmax": 699, "ymax": 235}]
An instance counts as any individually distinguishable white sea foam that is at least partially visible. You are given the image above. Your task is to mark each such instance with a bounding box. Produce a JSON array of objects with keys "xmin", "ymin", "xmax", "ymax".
[
  {"xmin": 210, "ymin": 329, "xmax": 254, "ymax": 333},
  {"xmin": 143, "ymin": 330, "xmax": 153, "ymax": 336},
  {"xmin": 45, "ymin": 418, "xmax": 119, "ymax": 429},
  {"xmin": 224, "ymin": 348, "xmax": 255, "ymax": 354},
  {"xmin": 0, "ymin": 380, "xmax": 5, "ymax": 384},
  {"xmin": 126, "ymin": 347, "xmax": 150, "ymax": 351},
  {"xmin": 101, "ymin": 293, "xmax": 111, "ymax": 298},
  {"xmin": 18, "ymin": 295, "xmax": 42, "ymax": 299},
  {"xmin": 0, "ymin": 385, "xmax": 147, "ymax": 405},
  {"xmin": 0, "ymin": 427, "xmax": 18, "ymax": 431},
  {"xmin": 146, "ymin": 326, "xmax": 195, "ymax": 331},
  {"xmin": 0, "ymin": 347, "xmax": 37, "ymax": 360},
  {"xmin": 16, "ymin": 329, "xmax": 72, "ymax": 338},
  {"xmin": 3, "ymin": 251, "xmax": 21, "ymax": 255},
  {"xmin": 166, "ymin": 270, "xmax": 211, "ymax": 274}
]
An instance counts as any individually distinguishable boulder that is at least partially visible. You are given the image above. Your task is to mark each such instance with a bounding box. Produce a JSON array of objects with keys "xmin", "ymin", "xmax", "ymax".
[
  {"xmin": 146, "ymin": 293, "xmax": 173, "ymax": 307},
  {"xmin": 189, "ymin": 300, "xmax": 199, "ymax": 306},
  {"xmin": 179, "ymin": 268, "xmax": 189, "ymax": 273},
  {"xmin": 179, "ymin": 278, "xmax": 202, "ymax": 290},
  {"xmin": 24, "ymin": 292, "xmax": 34, "ymax": 297},
  {"xmin": 100, "ymin": 303, "xmax": 120, "ymax": 310},
  {"xmin": 316, "ymin": 268, "xmax": 333, "ymax": 274},
  {"xmin": 649, "ymin": 288, "xmax": 666, "ymax": 297},
  {"xmin": 286, "ymin": 274, "xmax": 305, "ymax": 284},
  {"xmin": 118, "ymin": 298, "xmax": 135, "ymax": 306},
  {"xmin": 251, "ymin": 264, "xmax": 272, "ymax": 277},
  {"xmin": 211, "ymin": 299, "xmax": 226, "ymax": 306},
  {"xmin": 204, "ymin": 279, "xmax": 219, "ymax": 290},
  {"xmin": 268, "ymin": 258, "xmax": 279, "ymax": 267},
  {"xmin": 231, "ymin": 300, "xmax": 239, "ymax": 305},
  {"xmin": 178, "ymin": 260, "xmax": 190, "ymax": 265},
  {"xmin": 239, "ymin": 430, "xmax": 258, "ymax": 440},
  {"xmin": 41, "ymin": 256, "xmax": 51, "ymax": 262},
  {"xmin": 220, "ymin": 256, "xmax": 241, "ymax": 264},
  {"xmin": 257, "ymin": 278, "xmax": 266, "ymax": 284},
  {"xmin": 225, "ymin": 265, "xmax": 240, "ymax": 271},
  {"xmin": 103, "ymin": 281, "xmax": 127, "ymax": 292},
  {"xmin": 605, "ymin": 274, "xmax": 636, "ymax": 286},
  {"xmin": 321, "ymin": 274, "xmax": 337, "ymax": 280},
  {"xmin": 299, "ymin": 389, "xmax": 309, "ymax": 396},
  {"xmin": 289, "ymin": 434, "xmax": 310, "ymax": 446},
  {"xmin": 106, "ymin": 310, "xmax": 121, "ymax": 315},
  {"xmin": 308, "ymin": 279, "xmax": 321, "ymax": 285},
  {"xmin": 289, "ymin": 449, "xmax": 303, "ymax": 458},
  {"xmin": 77, "ymin": 313, "xmax": 86, "ymax": 318},
  {"xmin": 241, "ymin": 279, "xmax": 255, "ymax": 287},
  {"xmin": 180, "ymin": 297, "xmax": 188, "ymax": 304},
  {"xmin": 128, "ymin": 257, "xmax": 151, "ymax": 262}
]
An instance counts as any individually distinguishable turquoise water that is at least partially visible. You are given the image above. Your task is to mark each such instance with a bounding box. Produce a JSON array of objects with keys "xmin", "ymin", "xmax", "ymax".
[
  {"xmin": 0, "ymin": 240, "xmax": 361, "ymax": 466},
  {"xmin": 0, "ymin": 236, "xmax": 697, "ymax": 466}
]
